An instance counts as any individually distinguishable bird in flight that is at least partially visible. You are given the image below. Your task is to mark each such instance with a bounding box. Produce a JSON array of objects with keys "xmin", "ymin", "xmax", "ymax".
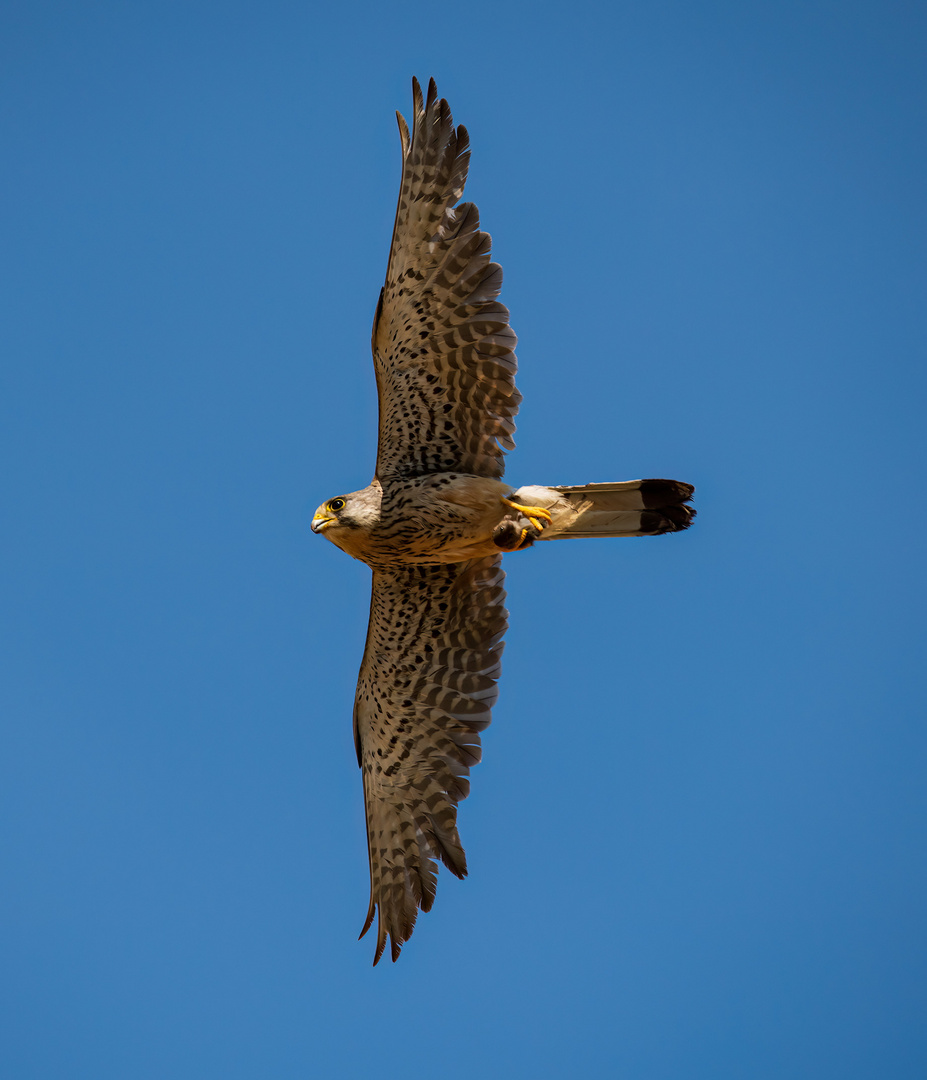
[{"xmin": 312, "ymin": 78, "xmax": 695, "ymax": 964}]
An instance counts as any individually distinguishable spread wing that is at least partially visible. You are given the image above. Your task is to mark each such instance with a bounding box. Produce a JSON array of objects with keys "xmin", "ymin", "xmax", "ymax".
[
  {"xmin": 371, "ymin": 77, "xmax": 520, "ymax": 482},
  {"xmin": 354, "ymin": 555, "xmax": 507, "ymax": 964}
]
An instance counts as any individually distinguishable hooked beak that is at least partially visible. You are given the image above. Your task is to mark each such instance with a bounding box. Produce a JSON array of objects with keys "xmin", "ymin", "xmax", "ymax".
[{"xmin": 311, "ymin": 513, "xmax": 335, "ymax": 534}]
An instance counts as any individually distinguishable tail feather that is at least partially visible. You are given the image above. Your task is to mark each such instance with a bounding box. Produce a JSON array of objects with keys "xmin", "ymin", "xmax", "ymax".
[{"xmin": 510, "ymin": 479, "xmax": 695, "ymax": 539}]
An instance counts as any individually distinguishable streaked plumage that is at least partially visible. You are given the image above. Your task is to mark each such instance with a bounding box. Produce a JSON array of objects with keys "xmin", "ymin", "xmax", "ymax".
[{"xmin": 312, "ymin": 78, "xmax": 694, "ymax": 964}]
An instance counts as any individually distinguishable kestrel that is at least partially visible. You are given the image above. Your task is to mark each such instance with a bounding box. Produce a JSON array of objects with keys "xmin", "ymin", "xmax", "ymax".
[{"xmin": 312, "ymin": 78, "xmax": 695, "ymax": 964}]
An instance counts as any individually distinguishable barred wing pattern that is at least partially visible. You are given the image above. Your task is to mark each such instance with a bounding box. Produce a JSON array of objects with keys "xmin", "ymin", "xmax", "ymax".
[
  {"xmin": 372, "ymin": 77, "xmax": 520, "ymax": 481},
  {"xmin": 354, "ymin": 556, "xmax": 507, "ymax": 964}
]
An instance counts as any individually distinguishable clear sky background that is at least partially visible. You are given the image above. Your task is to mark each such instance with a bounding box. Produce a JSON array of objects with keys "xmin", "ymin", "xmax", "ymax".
[{"xmin": 2, "ymin": 2, "xmax": 925, "ymax": 1077}]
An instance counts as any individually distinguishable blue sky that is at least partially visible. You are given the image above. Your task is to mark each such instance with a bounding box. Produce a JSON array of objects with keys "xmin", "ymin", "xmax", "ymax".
[{"xmin": 2, "ymin": 1, "xmax": 925, "ymax": 1077}]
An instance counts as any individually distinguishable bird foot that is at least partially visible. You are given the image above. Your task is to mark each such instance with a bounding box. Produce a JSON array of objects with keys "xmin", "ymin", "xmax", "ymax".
[
  {"xmin": 500, "ymin": 497, "xmax": 552, "ymax": 534},
  {"xmin": 493, "ymin": 498, "xmax": 553, "ymax": 551}
]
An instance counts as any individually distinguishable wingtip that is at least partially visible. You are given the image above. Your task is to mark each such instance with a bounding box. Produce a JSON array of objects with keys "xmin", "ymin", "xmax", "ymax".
[
  {"xmin": 361, "ymin": 901, "xmax": 391, "ymax": 967},
  {"xmin": 373, "ymin": 926, "xmax": 387, "ymax": 966},
  {"xmin": 359, "ymin": 900, "xmax": 375, "ymax": 941},
  {"xmin": 395, "ymin": 110, "xmax": 410, "ymax": 157}
]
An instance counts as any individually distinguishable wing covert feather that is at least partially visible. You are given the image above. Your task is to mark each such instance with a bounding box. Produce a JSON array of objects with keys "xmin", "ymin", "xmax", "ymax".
[
  {"xmin": 372, "ymin": 77, "xmax": 520, "ymax": 481},
  {"xmin": 353, "ymin": 555, "xmax": 507, "ymax": 964}
]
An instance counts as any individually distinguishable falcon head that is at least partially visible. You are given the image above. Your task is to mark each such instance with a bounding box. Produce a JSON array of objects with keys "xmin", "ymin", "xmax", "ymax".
[
  {"xmin": 311, "ymin": 495, "xmax": 352, "ymax": 535},
  {"xmin": 311, "ymin": 487, "xmax": 379, "ymax": 544}
]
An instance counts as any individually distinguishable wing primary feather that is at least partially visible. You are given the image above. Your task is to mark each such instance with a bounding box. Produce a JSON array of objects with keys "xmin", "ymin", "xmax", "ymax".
[{"xmin": 395, "ymin": 111, "xmax": 410, "ymax": 158}]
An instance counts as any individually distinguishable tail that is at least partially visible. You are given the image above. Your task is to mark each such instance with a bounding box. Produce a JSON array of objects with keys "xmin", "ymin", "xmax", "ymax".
[{"xmin": 510, "ymin": 479, "xmax": 695, "ymax": 539}]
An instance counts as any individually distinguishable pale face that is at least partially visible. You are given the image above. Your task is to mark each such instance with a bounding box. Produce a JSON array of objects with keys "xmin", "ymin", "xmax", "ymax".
[
  {"xmin": 310, "ymin": 489, "xmax": 380, "ymax": 559},
  {"xmin": 310, "ymin": 495, "xmax": 348, "ymax": 536}
]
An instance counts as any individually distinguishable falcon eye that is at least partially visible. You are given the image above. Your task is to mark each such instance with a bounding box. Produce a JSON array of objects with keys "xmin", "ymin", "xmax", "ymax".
[{"xmin": 328, "ymin": 498, "xmax": 346, "ymax": 512}]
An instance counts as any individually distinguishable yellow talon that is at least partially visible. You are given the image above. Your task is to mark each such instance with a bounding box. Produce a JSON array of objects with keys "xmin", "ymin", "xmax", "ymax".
[{"xmin": 501, "ymin": 497, "xmax": 553, "ymax": 534}]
